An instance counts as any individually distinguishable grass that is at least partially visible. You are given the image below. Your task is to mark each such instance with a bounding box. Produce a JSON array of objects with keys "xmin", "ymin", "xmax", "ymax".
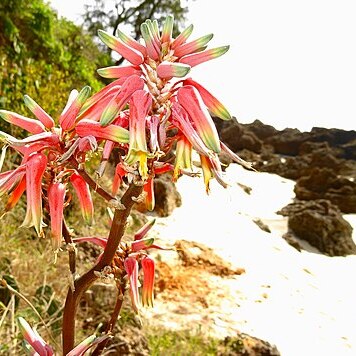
[{"xmin": 146, "ymin": 328, "xmax": 220, "ymax": 356}]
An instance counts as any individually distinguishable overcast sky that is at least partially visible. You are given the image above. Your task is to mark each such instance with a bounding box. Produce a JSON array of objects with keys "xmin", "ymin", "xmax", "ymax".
[{"xmin": 49, "ymin": 0, "xmax": 356, "ymax": 132}]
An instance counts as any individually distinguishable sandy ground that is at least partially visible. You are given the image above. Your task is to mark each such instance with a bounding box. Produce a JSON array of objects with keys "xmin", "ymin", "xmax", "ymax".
[{"xmin": 142, "ymin": 164, "xmax": 356, "ymax": 356}]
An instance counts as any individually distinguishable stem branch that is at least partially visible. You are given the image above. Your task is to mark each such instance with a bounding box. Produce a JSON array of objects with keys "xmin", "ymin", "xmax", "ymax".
[{"xmin": 62, "ymin": 183, "xmax": 143, "ymax": 354}]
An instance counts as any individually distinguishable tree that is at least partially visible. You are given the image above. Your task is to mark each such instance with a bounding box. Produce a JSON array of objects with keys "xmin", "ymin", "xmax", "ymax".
[{"xmin": 82, "ymin": 0, "xmax": 193, "ymax": 60}]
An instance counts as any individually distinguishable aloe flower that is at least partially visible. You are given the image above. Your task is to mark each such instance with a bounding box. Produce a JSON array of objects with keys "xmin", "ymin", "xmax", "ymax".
[
  {"xmin": 18, "ymin": 317, "xmax": 54, "ymax": 356},
  {"xmin": 0, "ymin": 88, "xmax": 109, "ymax": 246},
  {"xmin": 124, "ymin": 257, "xmax": 141, "ymax": 313},
  {"xmin": 70, "ymin": 172, "xmax": 94, "ymax": 225},
  {"xmin": 48, "ymin": 182, "xmax": 66, "ymax": 251},
  {"xmin": 79, "ymin": 15, "xmax": 253, "ymax": 195},
  {"xmin": 141, "ymin": 256, "xmax": 155, "ymax": 307},
  {"xmin": 21, "ymin": 152, "xmax": 47, "ymax": 237},
  {"xmin": 18, "ymin": 317, "xmax": 109, "ymax": 356},
  {"xmin": 73, "ymin": 219, "xmax": 166, "ymax": 314}
]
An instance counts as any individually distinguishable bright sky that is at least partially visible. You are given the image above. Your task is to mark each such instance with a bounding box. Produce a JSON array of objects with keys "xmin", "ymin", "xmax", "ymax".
[{"xmin": 49, "ymin": 0, "xmax": 356, "ymax": 132}]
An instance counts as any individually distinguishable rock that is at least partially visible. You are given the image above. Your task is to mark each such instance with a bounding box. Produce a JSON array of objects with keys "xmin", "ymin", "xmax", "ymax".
[
  {"xmin": 265, "ymin": 128, "xmax": 308, "ymax": 156},
  {"xmin": 282, "ymin": 232, "xmax": 302, "ymax": 252},
  {"xmin": 245, "ymin": 119, "xmax": 279, "ymax": 140},
  {"xmin": 294, "ymin": 167, "xmax": 356, "ymax": 213},
  {"xmin": 218, "ymin": 333, "xmax": 281, "ymax": 356},
  {"xmin": 282, "ymin": 199, "xmax": 356, "ymax": 256},
  {"xmin": 134, "ymin": 173, "xmax": 182, "ymax": 217},
  {"xmin": 219, "ymin": 119, "xmax": 263, "ymax": 153},
  {"xmin": 253, "ymin": 218, "xmax": 271, "ymax": 233},
  {"xmin": 174, "ymin": 240, "xmax": 245, "ymax": 277},
  {"xmin": 153, "ymin": 173, "xmax": 182, "ymax": 217}
]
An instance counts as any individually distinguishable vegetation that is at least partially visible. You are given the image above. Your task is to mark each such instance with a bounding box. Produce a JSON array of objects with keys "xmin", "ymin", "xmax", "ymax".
[
  {"xmin": 83, "ymin": 0, "xmax": 191, "ymax": 41},
  {"xmin": 0, "ymin": 0, "xmax": 110, "ymax": 130}
]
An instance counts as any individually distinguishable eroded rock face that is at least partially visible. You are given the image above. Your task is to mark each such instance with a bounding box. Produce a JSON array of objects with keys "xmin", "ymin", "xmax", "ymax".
[
  {"xmin": 280, "ymin": 199, "xmax": 356, "ymax": 256},
  {"xmin": 294, "ymin": 168, "xmax": 356, "ymax": 213}
]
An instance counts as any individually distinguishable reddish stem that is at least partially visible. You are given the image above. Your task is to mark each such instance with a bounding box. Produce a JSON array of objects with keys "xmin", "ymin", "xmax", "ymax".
[
  {"xmin": 62, "ymin": 183, "xmax": 143, "ymax": 354},
  {"xmin": 91, "ymin": 290, "xmax": 125, "ymax": 356}
]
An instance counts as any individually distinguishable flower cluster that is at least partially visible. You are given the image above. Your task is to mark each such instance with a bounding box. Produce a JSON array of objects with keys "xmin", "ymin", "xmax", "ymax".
[
  {"xmin": 74, "ymin": 218, "xmax": 161, "ymax": 312},
  {"xmin": 0, "ymin": 15, "xmax": 251, "ymax": 248},
  {"xmin": 0, "ymin": 15, "xmax": 253, "ymax": 353},
  {"xmin": 0, "ymin": 87, "xmax": 94, "ymax": 248},
  {"xmin": 18, "ymin": 316, "xmax": 109, "ymax": 356}
]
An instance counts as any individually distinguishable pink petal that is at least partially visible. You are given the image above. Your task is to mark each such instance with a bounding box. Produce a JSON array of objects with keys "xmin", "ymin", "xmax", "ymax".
[
  {"xmin": 141, "ymin": 256, "xmax": 155, "ymax": 307},
  {"xmin": 134, "ymin": 218, "xmax": 156, "ymax": 240},
  {"xmin": 124, "ymin": 257, "xmax": 140, "ymax": 313},
  {"xmin": 70, "ymin": 172, "xmax": 94, "ymax": 225},
  {"xmin": 73, "ymin": 236, "xmax": 108, "ymax": 249},
  {"xmin": 157, "ymin": 62, "xmax": 191, "ymax": 79},
  {"xmin": 143, "ymin": 177, "xmax": 155, "ymax": 211},
  {"xmin": 5, "ymin": 175, "xmax": 26, "ymax": 212},
  {"xmin": 18, "ymin": 317, "xmax": 54, "ymax": 356},
  {"xmin": 171, "ymin": 24, "xmax": 194, "ymax": 49},
  {"xmin": 97, "ymin": 65, "xmax": 142, "ymax": 79},
  {"xmin": 100, "ymin": 75, "xmax": 145, "ymax": 126},
  {"xmin": 131, "ymin": 237, "xmax": 154, "ymax": 252},
  {"xmin": 59, "ymin": 86, "xmax": 91, "ymax": 131},
  {"xmin": 116, "ymin": 28, "xmax": 147, "ymax": 56},
  {"xmin": 183, "ymin": 78, "xmax": 231, "ymax": 120},
  {"xmin": 161, "ymin": 15, "xmax": 174, "ymax": 44},
  {"xmin": 177, "ymin": 86, "xmax": 221, "ymax": 153},
  {"xmin": 48, "ymin": 182, "xmax": 66, "ymax": 251},
  {"xmin": 22, "ymin": 152, "xmax": 47, "ymax": 237},
  {"xmin": 140, "ymin": 22, "xmax": 160, "ymax": 60},
  {"xmin": 171, "ymin": 102, "xmax": 212, "ymax": 156},
  {"xmin": 179, "ymin": 46, "xmax": 230, "ymax": 67},
  {"xmin": 174, "ymin": 33, "xmax": 213, "ymax": 58},
  {"xmin": 0, "ymin": 110, "xmax": 46, "ymax": 134},
  {"xmin": 76, "ymin": 119, "xmax": 129, "ymax": 144},
  {"xmin": 23, "ymin": 95, "xmax": 55, "ymax": 129},
  {"xmin": 98, "ymin": 30, "xmax": 144, "ymax": 65}
]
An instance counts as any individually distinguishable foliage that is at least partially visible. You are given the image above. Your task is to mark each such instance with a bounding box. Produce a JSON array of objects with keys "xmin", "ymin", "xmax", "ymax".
[{"xmin": 0, "ymin": 0, "xmax": 110, "ymax": 129}]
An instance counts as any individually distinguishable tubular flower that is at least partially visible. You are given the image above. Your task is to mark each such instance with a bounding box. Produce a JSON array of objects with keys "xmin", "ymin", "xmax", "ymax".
[
  {"xmin": 173, "ymin": 136, "xmax": 193, "ymax": 181},
  {"xmin": 183, "ymin": 78, "xmax": 231, "ymax": 120},
  {"xmin": 125, "ymin": 90, "xmax": 152, "ymax": 180},
  {"xmin": 143, "ymin": 177, "xmax": 155, "ymax": 211},
  {"xmin": 18, "ymin": 317, "xmax": 54, "ymax": 356},
  {"xmin": 124, "ymin": 257, "xmax": 141, "ymax": 313},
  {"xmin": 18, "ymin": 317, "xmax": 109, "ymax": 356},
  {"xmin": 0, "ymin": 88, "xmax": 102, "ymax": 242},
  {"xmin": 177, "ymin": 85, "xmax": 221, "ymax": 153},
  {"xmin": 21, "ymin": 152, "xmax": 47, "ymax": 237},
  {"xmin": 86, "ymin": 14, "xmax": 243, "ymax": 189},
  {"xmin": 141, "ymin": 256, "xmax": 155, "ymax": 307},
  {"xmin": 48, "ymin": 182, "xmax": 66, "ymax": 251},
  {"xmin": 70, "ymin": 172, "xmax": 94, "ymax": 225}
]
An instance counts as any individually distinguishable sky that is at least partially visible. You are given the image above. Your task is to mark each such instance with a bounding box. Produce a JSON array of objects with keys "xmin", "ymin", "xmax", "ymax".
[{"xmin": 48, "ymin": 0, "xmax": 356, "ymax": 132}]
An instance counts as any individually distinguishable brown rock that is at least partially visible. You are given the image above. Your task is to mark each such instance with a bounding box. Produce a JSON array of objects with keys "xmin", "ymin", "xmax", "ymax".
[{"xmin": 284, "ymin": 199, "xmax": 356, "ymax": 256}]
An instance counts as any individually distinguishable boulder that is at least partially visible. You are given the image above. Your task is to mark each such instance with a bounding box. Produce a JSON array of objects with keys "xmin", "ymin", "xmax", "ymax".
[
  {"xmin": 295, "ymin": 168, "xmax": 356, "ymax": 213},
  {"xmin": 281, "ymin": 199, "xmax": 356, "ymax": 256},
  {"xmin": 153, "ymin": 173, "xmax": 182, "ymax": 217}
]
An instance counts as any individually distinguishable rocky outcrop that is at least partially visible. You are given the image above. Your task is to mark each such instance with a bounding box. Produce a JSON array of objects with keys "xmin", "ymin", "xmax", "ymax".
[
  {"xmin": 279, "ymin": 200, "xmax": 356, "ymax": 256},
  {"xmin": 218, "ymin": 333, "xmax": 281, "ymax": 355},
  {"xmin": 214, "ymin": 117, "xmax": 356, "ymax": 256},
  {"xmin": 294, "ymin": 168, "xmax": 356, "ymax": 213}
]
